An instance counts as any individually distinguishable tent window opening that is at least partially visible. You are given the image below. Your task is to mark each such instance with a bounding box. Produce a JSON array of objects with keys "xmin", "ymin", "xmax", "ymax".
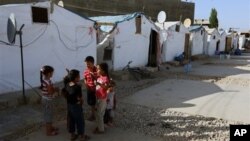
[
  {"xmin": 135, "ymin": 16, "xmax": 141, "ymax": 34},
  {"xmin": 175, "ymin": 25, "xmax": 180, "ymax": 32},
  {"xmin": 31, "ymin": 6, "xmax": 49, "ymax": 24},
  {"xmin": 103, "ymin": 48, "xmax": 113, "ymax": 60}
]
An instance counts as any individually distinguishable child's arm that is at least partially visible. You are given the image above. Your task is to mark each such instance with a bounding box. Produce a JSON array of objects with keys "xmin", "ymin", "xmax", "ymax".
[
  {"xmin": 47, "ymin": 84, "xmax": 59, "ymax": 95},
  {"xmin": 77, "ymin": 85, "xmax": 83, "ymax": 105},
  {"xmin": 96, "ymin": 82, "xmax": 109, "ymax": 89},
  {"xmin": 77, "ymin": 96, "xmax": 83, "ymax": 105}
]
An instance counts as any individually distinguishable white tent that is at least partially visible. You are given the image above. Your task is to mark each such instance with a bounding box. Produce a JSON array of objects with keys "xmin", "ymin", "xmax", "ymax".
[
  {"xmin": 218, "ymin": 29, "xmax": 227, "ymax": 52},
  {"xmin": 224, "ymin": 32, "xmax": 235, "ymax": 53},
  {"xmin": 205, "ymin": 27, "xmax": 221, "ymax": 56},
  {"xmin": 156, "ymin": 21, "xmax": 190, "ymax": 62},
  {"xmin": 91, "ymin": 13, "xmax": 160, "ymax": 70},
  {"xmin": 0, "ymin": 2, "xmax": 97, "ymax": 94},
  {"xmin": 189, "ymin": 26, "xmax": 208, "ymax": 56},
  {"xmin": 239, "ymin": 34, "xmax": 246, "ymax": 50}
]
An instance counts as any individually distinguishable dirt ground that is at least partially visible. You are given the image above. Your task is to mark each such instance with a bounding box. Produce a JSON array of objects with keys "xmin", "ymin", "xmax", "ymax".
[{"xmin": 1, "ymin": 54, "xmax": 250, "ymax": 141}]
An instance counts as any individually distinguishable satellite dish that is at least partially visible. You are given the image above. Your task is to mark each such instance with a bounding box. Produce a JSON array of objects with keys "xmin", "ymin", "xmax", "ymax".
[
  {"xmin": 157, "ymin": 11, "xmax": 166, "ymax": 24},
  {"xmin": 7, "ymin": 13, "xmax": 17, "ymax": 45},
  {"xmin": 6, "ymin": 13, "xmax": 26, "ymax": 103},
  {"xmin": 184, "ymin": 18, "xmax": 191, "ymax": 28},
  {"xmin": 58, "ymin": 0, "xmax": 64, "ymax": 7}
]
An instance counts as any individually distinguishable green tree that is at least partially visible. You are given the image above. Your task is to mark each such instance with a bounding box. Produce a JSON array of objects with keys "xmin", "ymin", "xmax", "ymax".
[{"xmin": 209, "ymin": 8, "xmax": 219, "ymax": 28}]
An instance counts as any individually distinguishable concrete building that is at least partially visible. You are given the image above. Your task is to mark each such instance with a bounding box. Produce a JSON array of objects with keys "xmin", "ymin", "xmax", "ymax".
[
  {"xmin": 0, "ymin": 0, "xmax": 194, "ymax": 24},
  {"xmin": 62, "ymin": 0, "xmax": 195, "ymax": 23}
]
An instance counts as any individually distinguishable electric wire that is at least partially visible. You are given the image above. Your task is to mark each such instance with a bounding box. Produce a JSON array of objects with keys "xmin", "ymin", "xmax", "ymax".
[{"xmin": 23, "ymin": 25, "xmax": 48, "ymax": 47}]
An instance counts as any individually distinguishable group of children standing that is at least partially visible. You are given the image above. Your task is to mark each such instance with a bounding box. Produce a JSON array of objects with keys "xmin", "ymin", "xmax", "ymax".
[{"xmin": 39, "ymin": 56, "xmax": 116, "ymax": 141}]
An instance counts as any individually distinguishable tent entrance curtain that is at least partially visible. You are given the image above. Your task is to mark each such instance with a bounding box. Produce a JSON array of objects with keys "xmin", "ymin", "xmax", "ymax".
[
  {"xmin": 225, "ymin": 37, "xmax": 232, "ymax": 52},
  {"xmin": 184, "ymin": 33, "xmax": 191, "ymax": 60},
  {"xmin": 147, "ymin": 29, "xmax": 158, "ymax": 67},
  {"xmin": 216, "ymin": 40, "xmax": 220, "ymax": 51}
]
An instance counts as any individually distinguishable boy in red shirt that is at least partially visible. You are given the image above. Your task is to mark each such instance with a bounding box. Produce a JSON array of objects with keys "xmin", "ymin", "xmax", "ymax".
[{"xmin": 83, "ymin": 56, "xmax": 97, "ymax": 121}]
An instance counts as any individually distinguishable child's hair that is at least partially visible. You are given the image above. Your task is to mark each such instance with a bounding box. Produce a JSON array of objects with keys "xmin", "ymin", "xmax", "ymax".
[
  {"xmin": 68, "ymin": 69, "xmax": 80, "ymax": 82},
  {"xmin": 85, "ymin": 56, "xmax": 94, "ymax": 63},
  {"xmin": 63, "ymin": 68, "xmax": 70, "ymax": 87},
  {"xmin": 63, "ymin": 75, "xmax": 70, "ymax": 87},
  {"xmin": 40, "ymin": 65, "xmax": 54, "ymax": 89},
  {"xmin": 98, "ymin": 62, "xmax": 110, "ymax": 79}
]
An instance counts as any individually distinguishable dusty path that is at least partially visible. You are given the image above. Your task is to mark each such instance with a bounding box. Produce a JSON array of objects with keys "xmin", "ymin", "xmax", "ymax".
[{"xmin": 1, "ymin": 55, "xmax": 249, "ymax": 141}]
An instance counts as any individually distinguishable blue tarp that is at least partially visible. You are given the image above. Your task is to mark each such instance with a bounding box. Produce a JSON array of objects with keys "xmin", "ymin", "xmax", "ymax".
[{"xmin": 90, "ymin": 13, "xmax": 143, "ymax": 32}]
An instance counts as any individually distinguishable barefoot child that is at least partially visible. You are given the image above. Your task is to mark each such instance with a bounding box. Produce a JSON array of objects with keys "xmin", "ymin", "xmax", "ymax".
[
  {"xmin": 40, "ymin": 65, "xmax": 59, "ymax": 136},
  {"xmin": 104, "ymin": 80, "xmax": 116, "ymax": 127}
]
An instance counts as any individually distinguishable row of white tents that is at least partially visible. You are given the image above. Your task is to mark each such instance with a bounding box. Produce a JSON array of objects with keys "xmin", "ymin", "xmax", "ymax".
[{"xmin": 0, "ymin": 2, "xmax": 246, "ymax": 94}]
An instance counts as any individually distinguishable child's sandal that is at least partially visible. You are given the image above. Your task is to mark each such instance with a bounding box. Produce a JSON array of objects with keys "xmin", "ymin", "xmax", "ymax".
[
  {"xmin": 70, "ymin": 134, "xmax": 78, "ymax": 141},
  {"xmin": 93, "ymin": 128, "xmax": 104, "ymax": 134},
  {"xmin": 47, "ymin": 130, "xmax": 58, "ymax": 136},
  {"xmin": 79, "ymin": 135, "xmax": 90, "ymax": 141},
  {"xmin": 52, "ymin": 126, "xmax": 59, "ymax": 132}
]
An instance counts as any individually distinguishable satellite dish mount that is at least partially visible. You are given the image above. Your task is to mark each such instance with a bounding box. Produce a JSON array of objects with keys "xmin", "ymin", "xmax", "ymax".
[{"xmin": 7, "ymin": 13, "xmax": 27, "ymax": 104}]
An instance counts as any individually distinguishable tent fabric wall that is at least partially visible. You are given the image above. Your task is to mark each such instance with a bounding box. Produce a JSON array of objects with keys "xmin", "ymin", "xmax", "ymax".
[
  {"xmin": 93, "ymin": 13, "xmax": 159, "ymax": 70},
  {"xmin": 219, "ymin": 31, "xmax": 227, "ymax": 52},
  {"xmin": 113, "ymin": 16, "xmax": 157, "ymax": 70},
  {"xmin": 239, "ymin": 35, "xmax": 246, "ymax": 50},
  {"xmin": 189, "ymin": 26, "xmax": 208, "ymax": 56},
  {"xmin": 0, "ymin": 2, "xmax": 97, "ymax": 94},
  {"xmin": 205, "ymin": 28, "xmax": 220, "ymax": 56},
  {"xmin": 157, "ymin": 22, "xmax": 190, "ymax": 62},
  {"xmin": 190, "ymin": 32, "xmax": 203, "ymax": 55}
]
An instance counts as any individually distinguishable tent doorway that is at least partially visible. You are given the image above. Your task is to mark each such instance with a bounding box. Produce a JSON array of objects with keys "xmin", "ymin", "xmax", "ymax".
[
  {"xmin": 96, "ymin": 29, "xmax": 114, "ymax": 70},
  {"xmin": 216, "ymin": 40, "xmax": 220, "ymax": 51},
  {"xmin": 225, "ymin": 37, "xmax": 232, "ymax": 52},
  {"xmin": 184, "ymin": 33, "xmax": 190, "ymax": 60},
  {"xmin": 148, "ymin": 29, "xmax": 158, "ymax": 67}
]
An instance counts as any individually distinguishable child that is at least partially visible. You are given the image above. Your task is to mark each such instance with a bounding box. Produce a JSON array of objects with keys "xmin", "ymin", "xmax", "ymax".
[
  {"xmin": 93, "ymin": 63, "xmax": 110, "ymax": 134},
  {"xmin": 40, "ymin": 65, "xmax": 59, "ymax": 136},
  {"xmin": 104, "ymin": 80, "xmax": 116, "ymax": 127},
  {"xmin": 65, "ymin": 69, "xmax": 90, "ymax": 141},
  {"xmin": 83, "ymin": 56, "xmax": 97, "ymax": 121},
  {"xmin": 61, "ymin": 69, "xmax": 70, "ymax": 132}
]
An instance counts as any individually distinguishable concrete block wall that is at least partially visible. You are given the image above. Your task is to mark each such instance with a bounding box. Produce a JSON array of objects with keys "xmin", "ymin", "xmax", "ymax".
[{"xmin": 0, "ymin": 0, "xmax": 194, "ymax": 23}]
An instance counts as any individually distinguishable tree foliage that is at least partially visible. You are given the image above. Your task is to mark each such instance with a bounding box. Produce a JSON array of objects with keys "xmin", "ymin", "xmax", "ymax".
[{"xmin": 209, "ymin": 8, "xmax": 219, "ymax": 28}]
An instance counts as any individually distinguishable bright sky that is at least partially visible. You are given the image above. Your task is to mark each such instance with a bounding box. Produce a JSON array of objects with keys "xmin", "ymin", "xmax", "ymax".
[{"xmin": 194, "ymin": 0, "xmax": 250, "ymax": 31}]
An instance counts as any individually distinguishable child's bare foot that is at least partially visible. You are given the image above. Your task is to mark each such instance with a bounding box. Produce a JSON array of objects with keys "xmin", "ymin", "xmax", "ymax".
[
  {"xmin": 87, "ymin": 115, "xmax": 95, "ymax": 121},
  {"xmin": 47, "ymin": 130, "xmax": 58, "ymax": 136},
  {"xmin": 107, "ymin": 122, "xmax": 114, "ymax": 127},
  {"xmin": 93, "ymin": 127, "xmax": 104, "ymax": 134},
  {"xmin": 79, "ymin": 135, "xmax": 90, "ymax": 141},
  {"xmin": 70, "ymin": 134, "xmax": 78, "ymax": 141},
  {"xmin": 52, "ymin": 126, "xmax": 59, "ymax": 132}
]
